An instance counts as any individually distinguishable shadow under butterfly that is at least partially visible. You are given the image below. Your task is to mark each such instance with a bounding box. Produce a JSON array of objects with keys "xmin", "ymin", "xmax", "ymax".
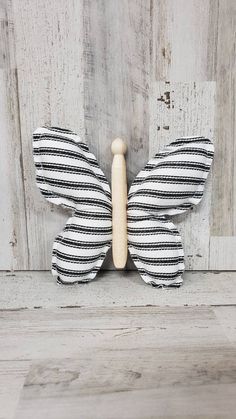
[{"xmin": 33, "ymin": 126, "xmax": 214, "ymax": 287}]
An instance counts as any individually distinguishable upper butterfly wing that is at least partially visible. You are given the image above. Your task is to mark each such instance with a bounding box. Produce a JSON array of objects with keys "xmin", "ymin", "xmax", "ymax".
[
  {"xmin": 33, "ymin": 126, "xmax": 111, "ymax": 209},
  {"xmin": 127, "ymin": 136, "xmax": 214, "ymax": 287},
  {"xmin": 33, "ymin": 126, "xmax": 112, "ymax": 283},
  {"xmin": 128, "ymin": 136, "xmax": 214, "ymax": 216}
]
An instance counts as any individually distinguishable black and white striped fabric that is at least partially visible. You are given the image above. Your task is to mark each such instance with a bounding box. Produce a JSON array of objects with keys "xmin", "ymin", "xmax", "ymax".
[
  {"xmin": 128, "ymin": 136, "xmax": 214, "ymax": 286},
  {"xmin": 33, "ymin": 126, "xmax": 214, "ymax": 287},
  {"xmin": 33, "ymin": 126, "xmax": 112, "ymax": 283}
]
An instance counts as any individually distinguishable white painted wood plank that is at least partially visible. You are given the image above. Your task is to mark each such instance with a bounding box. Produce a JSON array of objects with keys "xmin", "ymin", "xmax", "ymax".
[
  {"xmin": 0, "ymin": 70, "xmax": 28, "ymax": 270},
  {"xmin": 151, "ymin": 0, "xmax": 214, "ymax": 81},
  {"xmin": 17, "ymin": 384, "xmax": 236, "ymax": 419},
  {"xmin": 12, "ymin": 0, "xmax": 85, "ymax": 269},
  {"xmin": 168, "ymin": 0, "xmax": 213, "ymax": 81},
  {"xmin": 17, "ymin": 383, "xmax": 236, "ymax": 419},
  {"xmin": 0, "ymin": 361, "xmax": 29, "ymax": 419},
  {"xmin": 20, "ymin": 347, "xmax": 236, "ymax": 397},
  {"xmin": 0, "ymin": 2, "xmax": 28, "ymax": 270},
  {"xmin": 0, "ymin": 306, "xmax": 229, "ymax": 361},
  {"xmin": 1, "ymin": 271, "xmax": 236, "ymax": 309},
  {"xmin": 149, "ymin": 82, "xmax": 215, "ymax": 269},
  {"xmin": 15, "ymin": 348, "xmax": 236, "ymax": 419},
  {"xmin": 150, "ymin": 0, "xmax": 236, "ymax": 270},
  {"xmin": 0, "ymin": 307, "xmax": 228, "ymax": 360},
  {"xmin": 83, "ymin": 0, "xmax": 150, "ymax": 269},
  {"xmin": 83, "ymin": 0, "xmax": 150, "ymax": 183},
  {"xmin": 210, "ymin": 237, "xmax": 236, "ymax": 270},
  {"xmin": 213, "ymin": 306, "xmax": 236, "ymax": 344},
  {"xmin": 11, "ymin": 0, "xmax": 151, "ymax": 271},
  {"xmin": 210, "ymin": 0, "xmax": 236, "ymax": 236}
]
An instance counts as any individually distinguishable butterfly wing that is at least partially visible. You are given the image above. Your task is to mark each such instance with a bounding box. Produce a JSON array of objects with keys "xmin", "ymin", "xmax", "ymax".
[
  {"xmin": 128, "ymin": 136, "xmax": 214, "ymax": 287},
  {"xmin": 128, "ymin": 212, "xmax": 184, "ymax": 287},
  {"xmin": 33, "ymin": 126, "xmax": 112, "ymax": 283}
]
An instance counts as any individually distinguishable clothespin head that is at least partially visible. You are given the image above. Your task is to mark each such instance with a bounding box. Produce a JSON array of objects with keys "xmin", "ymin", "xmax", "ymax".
[{"xmin": 111, "ymin": 138, "xmax": 127, "ymax": 155}]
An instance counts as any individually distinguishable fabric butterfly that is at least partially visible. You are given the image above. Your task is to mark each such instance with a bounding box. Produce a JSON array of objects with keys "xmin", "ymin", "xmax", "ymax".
[{"xmin": 33, "ymin": 126, "xmax": 214, "ymax": 287}]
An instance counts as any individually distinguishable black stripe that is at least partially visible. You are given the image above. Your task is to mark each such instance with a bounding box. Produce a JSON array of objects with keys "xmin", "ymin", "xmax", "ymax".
[
  {"xmin": 128, "ymin": 226, "xmax": 180, "ymax": 235},
  {"xmin": 34, "ymin": 147, "xmax": 100, "ymax": 168},
  {"xmin": 53, "ymin": 250, "xmax": 107, "ymax": 264},
  {"xmin": 131, "ymin": 254, "xmax": 184, "ymax": 265},
  {"xmin": 129, "ymin": 190, "xmax": 203, "ymax": 199},
  {"xmin": 36, "ymin": 175, "xmax": 110, "ymax": 197},
  {"xmin": 131, "ymin": 175, "xmax": 206, "ymax": 186},
  {"xmin": 46, "ymin": 126, "xmax": 77, "ymax": 135},
  {"xmin": 157, "ymin": 148, "xmax": 213, "ymax": 159},
  {"xmin": 74, "ymin": 210, "xmax": 111, "ymax": 220},
  {"xmin": 127, "ymin": 215, "xmax": 169, "ymax": 223},
  {"xmin": 139, "ymin": 268, "xmax": 184, "ymax": 280},
  {"xmin": 52, "ymin": 264, "xmax": 99, "ymax": 277},
  {"xmin": 55, "ymin": 236, "xmax": 111, "ymax": 249},
  {"xmin": 64, "ymin": 224, "xmax": 112, "ymax": 235},
  {"xmin": 170, "ymin": 137, "xmax": 211, "ymax": 146},
  {"xmin": 128, "ymin": 202, "xmax": 194, "ymax": 211},
  {"xmin": 144, "ymin": 161, "xmax": 211, "ymax": 172},
  {"xmin": 35, "ymin": 162, "xmax": 109, "ymax": 184},
  {"xmin": 129, "ymin": 242, "xmax": 183, "ymax": 250},
  {"xmin": 33, "ymin": 131, "xmax": 89, "ymax": 152},
  {"xmin": 39, "ymin": 188, "xmax": 112, "ymax": 211}
]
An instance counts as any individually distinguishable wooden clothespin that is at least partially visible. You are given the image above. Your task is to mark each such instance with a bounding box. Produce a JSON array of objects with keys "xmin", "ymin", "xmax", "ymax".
[{"xmin": 111, "ymin": 138, "xmax": 128, "ymax": 268}]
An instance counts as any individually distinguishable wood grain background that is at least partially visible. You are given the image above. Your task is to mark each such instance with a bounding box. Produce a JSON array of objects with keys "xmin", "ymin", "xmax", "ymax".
[{"xmin": 0, "ymin": 0, "xmax": 235, "ymax": 270}]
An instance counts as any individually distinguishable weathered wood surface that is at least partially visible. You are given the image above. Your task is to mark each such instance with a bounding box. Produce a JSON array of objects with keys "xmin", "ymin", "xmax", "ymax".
[
  {"xmin": 0, "ymin": 270, "xmax": 236, "ymax": 418},
  {"xmin": 149, "ymin": 82, "xmax": 215, "ymax": 269},
  {"xmin": 15, "ymin": 384, "xmax": 236, "ymax": 419},
  {"xmin": 1, "ymin": 270, "xmax": 236, "ymax": 309},
  {"xmin": 0, "ymin": 360, "xmax": 29, "ymax": 419},
  {"xmin": 210, "ymin": 237, "xmax": 236, "ymax": 270},
  {"xmin": 213, "ymin": 306, "xmax": 236, "ymax": 344},
  {"xmin": 0, "ymin": 0, "xmax": 235, "ymax": 269},
  {"xmin": 150, "ymin": 0, "xmax": 216, "ymax": 81},
  {"xmin": 210, "ymin": 0, "xmax": 236, "ymax": 237},
  {"xmin": 11, "ymin": 0, "xmax": 85, "ymax": 269},
  {"xmin": 151, "ymin": 0, "xmax": 235, "ymax": 266},
  {"xmin": 0, "ymin": 305, "xmax": 228, "ymax": 361},
  {"xmin": 0, "ymin": 300, "xmax": 234, "ymax": 418},
  {"xmin": 83, "ymin": 0, "xmax": 150, "ymax": 183},
  {"xmin": 15, "ymin": 351, "xmax": 236, "ymax": 419},
  {"xmin": 0, "ymin": 2, "xmax": 28, "ymax": 270}
]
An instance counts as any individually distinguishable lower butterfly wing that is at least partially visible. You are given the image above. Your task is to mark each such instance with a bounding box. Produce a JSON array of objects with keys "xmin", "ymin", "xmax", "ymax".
[
  {"xmin": 33, "ymin": 126, "xmax": 112, "ymax": 283},
  {"xmin": 52, "ymin": 206, "xmax": 112, "ymax": 284},
  {"xmin": 128, "ymin": 136, "xmax": 214, "ymax": 286},
  {"xmin": 128, "ymin": 211, "xmax": 184, "ymax": 287}
]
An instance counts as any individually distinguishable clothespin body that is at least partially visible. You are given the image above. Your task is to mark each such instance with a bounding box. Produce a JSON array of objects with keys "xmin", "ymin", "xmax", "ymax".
[{"xmin": 111, "ymin": 138, "xmax": 128, "ymax": 268}]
